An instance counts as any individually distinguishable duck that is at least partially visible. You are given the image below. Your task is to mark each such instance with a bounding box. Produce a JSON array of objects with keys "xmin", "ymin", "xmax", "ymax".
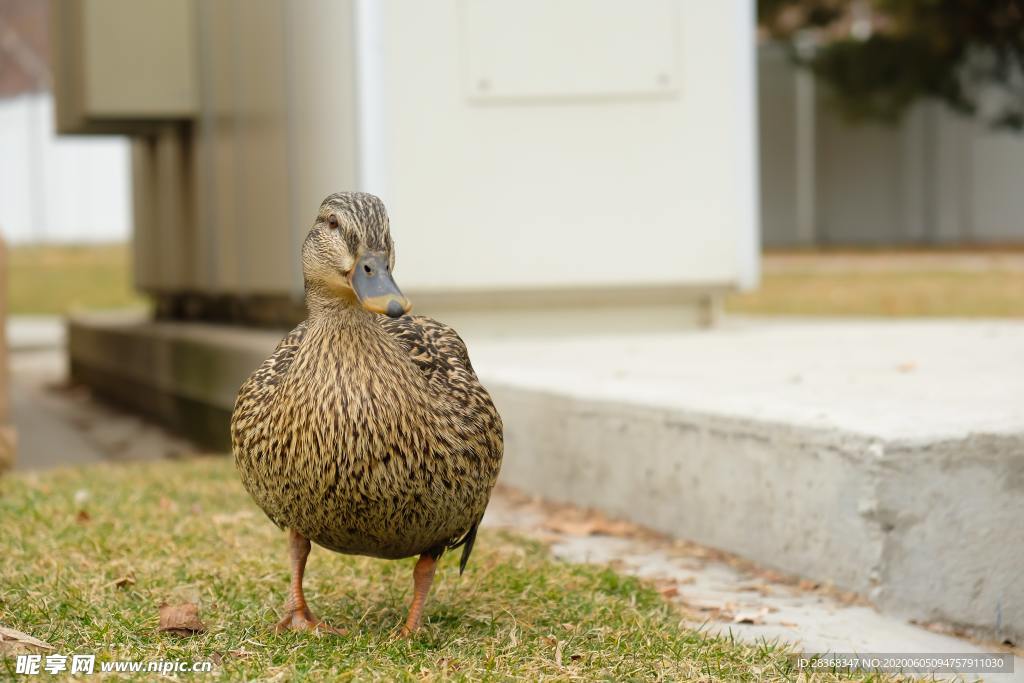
[{"xmin": 230, "ymin": 192, "xmax": 503, "ymax": 635}]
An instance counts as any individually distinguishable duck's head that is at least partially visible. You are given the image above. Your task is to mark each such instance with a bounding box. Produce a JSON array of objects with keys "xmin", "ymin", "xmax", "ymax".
[{"xmin": 302, "ymin": 192, "xmax": 412, "ymax": 318}]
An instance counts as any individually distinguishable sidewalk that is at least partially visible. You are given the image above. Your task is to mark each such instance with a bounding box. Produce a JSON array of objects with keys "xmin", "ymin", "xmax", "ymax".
[{"xmin": 7, "ymin": 315, "xmax": 191, "ymax": 470}]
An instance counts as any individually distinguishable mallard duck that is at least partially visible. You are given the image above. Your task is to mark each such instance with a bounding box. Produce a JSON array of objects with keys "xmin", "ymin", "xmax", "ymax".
[{"xmin": 230, "ymin": 192, "xmax": 503, "ymax": 635}]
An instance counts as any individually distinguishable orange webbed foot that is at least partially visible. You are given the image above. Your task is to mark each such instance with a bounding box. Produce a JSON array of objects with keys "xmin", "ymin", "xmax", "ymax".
[{"xmin": 274, "ymin": 607, "xmax": 347, "ymax": 636}]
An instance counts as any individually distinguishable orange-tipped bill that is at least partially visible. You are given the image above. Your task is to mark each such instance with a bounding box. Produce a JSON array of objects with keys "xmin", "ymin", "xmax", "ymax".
[{"xmin": 349, "ymin": 251, "xmax": 411, "ymax": 319}]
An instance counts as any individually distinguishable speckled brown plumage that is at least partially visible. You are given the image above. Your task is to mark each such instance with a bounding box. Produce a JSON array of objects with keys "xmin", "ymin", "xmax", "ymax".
[{"xmin": 229, "ymin": 192, "xmax": 503, "ymax": 634}]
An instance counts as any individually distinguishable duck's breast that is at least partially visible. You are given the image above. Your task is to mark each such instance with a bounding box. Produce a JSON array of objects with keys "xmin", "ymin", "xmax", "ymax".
[{"xmin": 239, "ymin": 336, "xmax": 492, "ymax": 559}]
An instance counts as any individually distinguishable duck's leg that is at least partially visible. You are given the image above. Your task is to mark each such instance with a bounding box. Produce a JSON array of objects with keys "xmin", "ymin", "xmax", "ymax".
[
  {"xmin": 275, "ymin": 529, "xmax": 346, "ymax": 635},
  {"xmin": 400, "ymin": 552, "xmax": 438, "ymax": 636}
]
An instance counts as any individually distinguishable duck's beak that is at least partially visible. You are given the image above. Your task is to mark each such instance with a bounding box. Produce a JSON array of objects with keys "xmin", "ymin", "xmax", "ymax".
[{"xmin": 349, "ymin": 251, "xmax": 412, "ymax": 319}]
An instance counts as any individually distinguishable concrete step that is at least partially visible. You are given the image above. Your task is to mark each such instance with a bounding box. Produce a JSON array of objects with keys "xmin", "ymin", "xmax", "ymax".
[
  {"xmin": 67, "ymin": 312, "xmax": 1024, "ymax": 643},
  {"xmin": 469, "ymin": 318, "xmax": 1024, "ymax": 646},
  {"xmin": 483, "ymin": 489, "xmax": 1024, "ymax": 681}
]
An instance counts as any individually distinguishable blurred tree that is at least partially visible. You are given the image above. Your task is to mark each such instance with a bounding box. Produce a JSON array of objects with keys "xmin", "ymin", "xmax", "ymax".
[{"xmin": 758, "ymin": 0, "xmax": 1024, "ymax": 128}]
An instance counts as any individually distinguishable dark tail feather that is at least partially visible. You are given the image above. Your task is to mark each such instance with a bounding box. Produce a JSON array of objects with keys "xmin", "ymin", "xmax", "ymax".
[{"xmin": 449, "ymin": 520, "xmax": 480, "ymax": 576}]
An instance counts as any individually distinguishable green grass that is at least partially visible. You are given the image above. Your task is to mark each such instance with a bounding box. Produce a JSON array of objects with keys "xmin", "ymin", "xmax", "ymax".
[
  {"xmin": 0, "ymin": 457, "xmax": 883, "ymax": 681},
  {"xmin": 6, "ymin": 244, "xmax": 146, "ymax": 315}
]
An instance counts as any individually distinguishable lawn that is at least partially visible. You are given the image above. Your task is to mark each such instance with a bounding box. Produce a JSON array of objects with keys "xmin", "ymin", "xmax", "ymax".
[
  {"xmin": 0, "ymin": 457, "xmax": 885, "ymax": 681},
  {"xmin": 7, "ymin": 244, "xmax": 1023, "ymax": 319},
  {"xmin": 727, "ymin": 250, "xmax": 1024, "ymax": 318},
  {"xmin": 6, "ymin": 244, "xmax": 146, "ymax": 315}
]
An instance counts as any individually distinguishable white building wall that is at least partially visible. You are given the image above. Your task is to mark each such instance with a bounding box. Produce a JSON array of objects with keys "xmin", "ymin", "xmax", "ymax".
[
  {"xmin": 354, "ymin": 0, "xmax": 759, "ymax": 293},
  {"xmin": 183, "ymin": 0, "xmax": 759, "ymax": 314},
  {"xmin": 0, "ymin": 94, "xmax": 131, "ymax": 244}
]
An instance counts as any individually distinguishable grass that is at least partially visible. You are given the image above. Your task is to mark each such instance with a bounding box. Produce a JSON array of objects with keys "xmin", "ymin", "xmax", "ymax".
[
  {"xmin": 727, "ymin": 251, "xmax": 1024, "ymax": 318},
  {"xmin": 7, "ymin": 244, "xmax": 1024, "ymax": 319},
  {"xmin": 0, "ymin": 457, "xmax": 886, "ymax": 681},
  {"xmin": 6, "ymin": 244, "xmax": 146, "ymax": 315}
]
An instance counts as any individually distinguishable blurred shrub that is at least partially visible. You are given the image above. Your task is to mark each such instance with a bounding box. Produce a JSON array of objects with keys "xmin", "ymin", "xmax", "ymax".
[{"xmin": 759, "ymin": 0, "xmax": 1024, "ymax": 129}]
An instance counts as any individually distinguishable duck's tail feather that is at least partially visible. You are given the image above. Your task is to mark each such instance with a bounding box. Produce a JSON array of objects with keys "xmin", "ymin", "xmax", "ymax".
[{"xmin": 447, "ymin": 519, "xmax": 480, "ymax": 575}]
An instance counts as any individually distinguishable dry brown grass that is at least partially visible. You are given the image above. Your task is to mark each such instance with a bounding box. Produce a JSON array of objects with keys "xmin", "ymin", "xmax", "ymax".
[
  {"xmin": 7, "ymin": 244, "xmax": 146, "ymax": 315},
  {"xmin": 728, "ymin": 250, "xmax": 1024, "ymax": 318}
]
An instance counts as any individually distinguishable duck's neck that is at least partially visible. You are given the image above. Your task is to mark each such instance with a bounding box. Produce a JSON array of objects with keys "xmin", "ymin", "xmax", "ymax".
[
  {"xmin": 303, "ymin": 286, "xmax": 428, "ymax": 399},
  {"xmin": 305, "ymin": 286, "xmax": 376, "ymax": 329}
]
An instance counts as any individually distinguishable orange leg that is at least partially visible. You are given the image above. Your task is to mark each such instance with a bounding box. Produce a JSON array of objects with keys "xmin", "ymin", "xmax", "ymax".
[
  {"xmin": 274, "ymin": 529, "xmax": 346, "ymax": 635},
  {"xmin": 400, "ymin": 553, "xmax": 437, "ymax": 636}
]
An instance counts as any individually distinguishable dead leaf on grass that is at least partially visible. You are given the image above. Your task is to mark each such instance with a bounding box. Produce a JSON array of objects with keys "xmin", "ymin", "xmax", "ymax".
[
  {"xmin": 757, "ymin": 570, "xmax": 789, "ymax": 584},
  {"xmin": 0, "ymin": 626, "xmax": 54, "ymax": 655},
  {"xmin": 733, "ymin": 607, "xmax": 771, "ymax": 625},
  {"xmin": 113, "ymin": 575, "xmax": 135, "ymax": 589},
  {"xmin": 75, "ymin": 509, "xmax": 91, "ymax": 523},
  {"xmin": 677, "ymin": 597, "xmax": 736, "ymax": 622},
  {"xmin": 541, "ymin": 510, "xmax": 637, "ymax": 538},
  {"xmin": 158, "ymin": 602, "xmax": 206, "ymax": 636},
  {"xmin": 659, "ymin": 586, "xmax": 680, "ymax": 599},
  {"xmin": 835, "ymin": 590, "xmax": 861, "ymax": 605},
  {"xmin": 436, "ymin": 657, "xmax": 460, "ymax": 671},
  {"xmin": 542, "ymin": 518, "xmax": 596, "ymax": 536}
]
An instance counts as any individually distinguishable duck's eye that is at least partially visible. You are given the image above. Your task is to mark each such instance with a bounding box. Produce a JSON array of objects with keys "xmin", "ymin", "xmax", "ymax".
[{"xmin": 328, "ymin": 214, "xmax": 339, "ymax": 230}]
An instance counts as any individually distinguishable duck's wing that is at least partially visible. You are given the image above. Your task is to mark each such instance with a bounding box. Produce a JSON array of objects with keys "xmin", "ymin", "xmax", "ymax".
[
  {"xmin": 380, "ymin": 314, "xmax": 502, "ymax": 574},
  {"xmin": 379, "ymin": 314, "xmax": 477, "ymax": 388},
  {"xmin": 231, "ymin": 321, "xmax": 309, "ymax": 516}
]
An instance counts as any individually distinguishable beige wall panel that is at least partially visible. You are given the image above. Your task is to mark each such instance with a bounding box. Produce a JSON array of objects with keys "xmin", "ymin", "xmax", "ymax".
[
  {"xmin": 284, "ymin": 0, "xmax": 360, "ymax": 296},
  {"xmin": 231, "ymin": 0, "xmax": 293, "ymax": 295},
  {"xmin": 51, "ymin": 0, "xmax": 88, "ymax": 134},
  {"xmin": 191, "ymin": 0, "xmax": 359, "ymax": 298},
  {"xmin": 81, "ymin": 0, "xmax": 198, "ymax": 118},
  {"xmin": 153, "ymin": 126, "xmax": 196, "ymax": 290},
  {"xmin": 195, "ymin": 0, "xmax": 242, "ymax": 293},
  {"xmin": 131, "ymin": 138, "xmax": 160, "ymax": 291}
]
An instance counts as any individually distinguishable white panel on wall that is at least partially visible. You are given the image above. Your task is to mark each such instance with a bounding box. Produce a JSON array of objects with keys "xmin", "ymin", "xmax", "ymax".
[
  {"xmin": 971, "ymin": 129, "xmax": 1024, "ymax": 242},
  {"xmin": 0, "ymin": 94, "xmax": 130, "ymax": 244},
  {"xmin": 363, "ymin": 0, "xmax": 755, "ymax": 292},
  {"xmin": 459, "ymin": 0, "xmax": 679, "ymax": 101}
]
